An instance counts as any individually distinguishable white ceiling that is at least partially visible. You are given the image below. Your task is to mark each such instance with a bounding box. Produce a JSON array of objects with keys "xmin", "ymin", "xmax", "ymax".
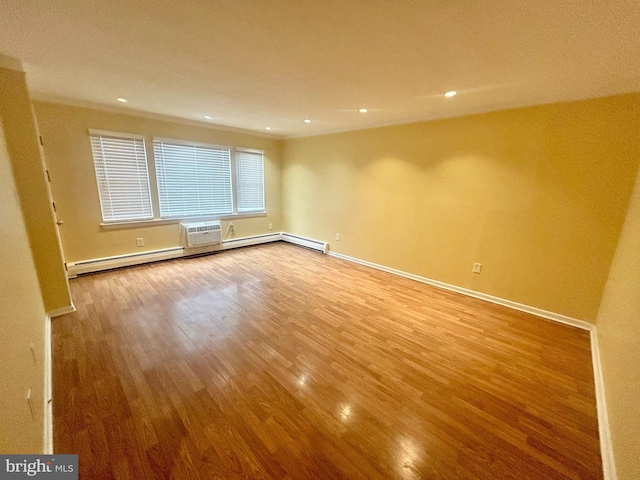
[{"xmin": 1, "ymin": 1, "xmax": 639, "ymax": 138}]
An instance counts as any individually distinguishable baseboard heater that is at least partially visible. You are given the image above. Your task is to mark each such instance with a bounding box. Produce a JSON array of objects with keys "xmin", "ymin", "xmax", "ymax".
[
  {"xmin": 67, "ymin": 233, "xmax": 283, "ymax": 277},
  {"xmin": 222, "ymin": 233, "xmax": 282, "ymax": 250},
  {"xmin": 67, "ymin": 247, "xmax": 185, "ymax": 277},
  {"xmin": 281, "ymin": 233, "xmax": 328, "ymax": 253}
]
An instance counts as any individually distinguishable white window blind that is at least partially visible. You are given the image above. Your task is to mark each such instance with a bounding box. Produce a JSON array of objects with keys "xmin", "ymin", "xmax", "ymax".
[
  {"xmin": 153, "ymin": 139, "xmax": 233, "ymax": 218},
  {"xmin": 236, "ymin": 149, "xmax": 265, "ymax": 212},
  {"xmin": 89, "ymin": 132, "xmax": 153, "ymax": 222}
]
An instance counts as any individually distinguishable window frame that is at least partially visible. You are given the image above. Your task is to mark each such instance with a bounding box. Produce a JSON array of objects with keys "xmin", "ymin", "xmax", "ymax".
[
  {"xmin": 88, "ymin": 130, "xmax": 267, "ymax": 228},
  {"xmin": 235, "ymin": 147, "xmax": 266, "ymax": 214},
  {"xmin": 152, "ymin": 137, "xmax": 235, "ymax": 219},
  {"xmin": 89, "ymin": 129, "xmax": 154, "ymax": 223}
]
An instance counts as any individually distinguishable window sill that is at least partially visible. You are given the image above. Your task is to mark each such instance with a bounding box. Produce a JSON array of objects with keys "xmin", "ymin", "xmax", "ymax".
[{"xmin": 100, "ymin": 212, "xmax": 267, "ymax": 230}]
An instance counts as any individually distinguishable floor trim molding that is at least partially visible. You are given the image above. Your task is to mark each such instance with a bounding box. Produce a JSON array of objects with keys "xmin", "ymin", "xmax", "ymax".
[
  {"xmin": 327, "ymin": 250, "xmax": 592, "ymax": 330},
  {"xmin": 590, "ymin": 329, "xmax": 616, "ymax": 480},
  {"xmin": 43, "ymin": 314, "xmax": 53, "ymax": 454},
  {"xmin": 47, "ymin": 304, "xmax": 76, "ymax": 318},
  {"xmin": 320, "ymin": 247, "xmax": 615, "ymax": 479}
]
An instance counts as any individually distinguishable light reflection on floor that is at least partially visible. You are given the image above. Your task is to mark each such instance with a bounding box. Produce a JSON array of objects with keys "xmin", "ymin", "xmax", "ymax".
[{"xmin": 397, "ymin": 436, "xmax": 422, "ymax": 478}]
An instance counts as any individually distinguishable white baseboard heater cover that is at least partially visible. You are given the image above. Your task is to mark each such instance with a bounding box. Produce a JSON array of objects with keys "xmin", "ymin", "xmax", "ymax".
[
  {"xmin": 181, "ymin": 221, "xmax": 221, "ymax": 247},
  {"xmin": 66, "ymin": 233, "xmax": 283, "ymax": 277},
  {"xmin": 67, "ymin": 247, "xmax": 184, "ymax": 277},
  {"xmin": 67, "ymin": 232, "xmax": 330, "ymax": 277},
  {"xmin": 281, "ymin": 233, "xmax": 328, "ymax": 253},
  {"xmin": 222, "ymin": 233, "xmax": 282, "ymax": 250}
]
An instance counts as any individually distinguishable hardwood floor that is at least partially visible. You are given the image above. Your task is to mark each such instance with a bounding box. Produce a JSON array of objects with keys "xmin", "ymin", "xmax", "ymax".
[{"xmin": 52, "ymin": 242, "xmax": 602, "ymax": 479}]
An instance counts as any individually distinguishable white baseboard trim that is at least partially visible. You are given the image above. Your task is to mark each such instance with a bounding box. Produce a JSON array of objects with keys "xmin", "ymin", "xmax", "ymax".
[
  {"xmin": 282, "ymin": 233, "xmax": 328, "ymax": 253},
  {"xmin": 66, "ymin": 234, "xmax": 284, "ymax": 277},
  {"xmin": 590, "ymin": 329, "xmax": 616, "ymax": 480},
  {"xmin": 47, "ymin": 304, "xmax": 76, "ymax": 318},
  {"xmin": 323, "ymin": 247, "xmax": 615, "ymax": 479},
  {"xmin": 43, "ymin": 315, "xmax": 53, "ymax": 454},
  {"xmin": 327, "ymin": 250, "xmax": 593, "ymax": 331}
]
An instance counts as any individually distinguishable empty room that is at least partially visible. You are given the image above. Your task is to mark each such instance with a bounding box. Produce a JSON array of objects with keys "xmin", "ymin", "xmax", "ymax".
[{"xmin": 1, "ymin": 1, "xmax": 639, "ymax": 479}]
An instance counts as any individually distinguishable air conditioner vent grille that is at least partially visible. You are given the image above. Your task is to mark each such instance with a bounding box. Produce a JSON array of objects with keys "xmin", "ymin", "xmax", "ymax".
[{"xmin": 187, "ymin": 224, "xmax": 221, "ymax": 233}]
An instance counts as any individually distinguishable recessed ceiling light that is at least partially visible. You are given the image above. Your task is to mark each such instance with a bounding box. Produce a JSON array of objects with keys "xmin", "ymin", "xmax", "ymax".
[
  {"xmin": 444, "ymin": 90, "xmax": 457, "ymax": 98},
  {"xmin": 304, "ymin": 119, "xmax": 311, "ymax": 123},
  {"xmin": 203, "ymin": 115, "xmax": 213, "ymax": 119},
  {"xmin": 358, "ymin": 108, "xmax": 369, "ymax": 113},
  {"xmin": 116, "ymin": 97, "xmax": 128, "ymax": 103},
  {"xmin": 265, "ymin": 127, "xmax": 272, "ymax": 131}
]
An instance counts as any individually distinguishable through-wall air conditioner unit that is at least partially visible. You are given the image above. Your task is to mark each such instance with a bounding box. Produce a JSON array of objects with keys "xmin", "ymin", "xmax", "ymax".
[{"xmin": 180, "ymin": 221, "xmax": 222, "ymax": 248}]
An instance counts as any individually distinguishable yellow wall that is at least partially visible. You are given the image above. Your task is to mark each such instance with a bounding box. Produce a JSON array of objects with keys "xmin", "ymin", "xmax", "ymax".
[
  {"xmin": 282, "ymin": 93, "xmax": 640, "ymax": 321},
  {"xmin": 0, "ymin": 120, "xmax": 47, "ymax": 453},
  {"xmin": 596, "ymin": 165, "xmax": 640, "ymax": 479},
  {"xmin": 33, "ymin": 102, "xmax": 282, "ymax": 263},
  {"xmin": 0, "ymin": 63, "xmax": 71, "ymax": 312}
]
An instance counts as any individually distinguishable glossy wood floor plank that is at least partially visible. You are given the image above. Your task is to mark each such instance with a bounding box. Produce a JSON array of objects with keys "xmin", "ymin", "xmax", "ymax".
[{"xmin": 53, "ymin": 242, "xmax": 602, "ymax": 479}]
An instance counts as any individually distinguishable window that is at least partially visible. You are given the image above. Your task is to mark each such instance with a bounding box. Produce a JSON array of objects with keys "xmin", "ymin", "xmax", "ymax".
[
  {"xmin": 236, "ymin": 148, "xmax": 265, "ymax": 212},
  {"xmin": 89, "ymin": 131, "xmax": 267, "ymax": 224},
  {"xmin": 153, "ymin": 139, "xmax": 233, "ymax": 218},
  {"xmin": 89, "ymin": 131, "xmax": 153, "ymax": 222}
]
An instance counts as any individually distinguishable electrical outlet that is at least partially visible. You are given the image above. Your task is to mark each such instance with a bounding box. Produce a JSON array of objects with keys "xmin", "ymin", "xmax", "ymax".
[
  {"xmin": 335, "ymin": 233, "xmax": 340, "ymax": 241},
  {"xmin": 136, "ymin": 238, "xmax": 144, "ymax": 247},
  {"xmin": 268, "ymin": 223, "xmax": 272, "ymax": 230},
  {"xmin": 472, "ymin": 263, "xmax": 482, "ymax": 274}
]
